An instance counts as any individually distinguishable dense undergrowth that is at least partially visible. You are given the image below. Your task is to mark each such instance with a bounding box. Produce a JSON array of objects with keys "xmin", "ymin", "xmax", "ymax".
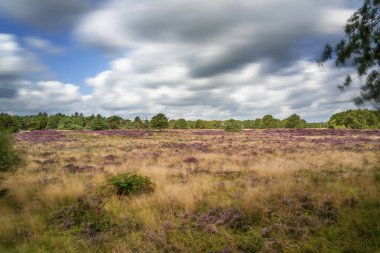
[{"xmin": 0, "ymin": 129, "xmax": 379, "ymax": 252}]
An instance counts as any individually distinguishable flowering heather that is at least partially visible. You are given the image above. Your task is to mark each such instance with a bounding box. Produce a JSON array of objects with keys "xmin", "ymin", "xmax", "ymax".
[
  {"xmin": 14, "ymin": 130, "xmax": 71, "ymax": 142},
  {"xmin": 3, "ymin": 128, "xmax": 380, "ymax": 252},
  {"xmin": 82, "ymin": 129, "xmax": 153, "ymax": 137}
]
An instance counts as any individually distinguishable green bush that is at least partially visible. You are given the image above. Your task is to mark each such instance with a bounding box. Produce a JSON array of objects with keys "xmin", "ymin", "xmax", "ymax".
[
  {"xmin": 0, "ymin": 132, "xmax": 22, "ymax": 172},
  {"xmin": 108, "ymin": 173, "xmax": 155, "ymax": 195},
  {"xmin": 224, "ymin": 119, "xmax": 243, "ymax": 132}
]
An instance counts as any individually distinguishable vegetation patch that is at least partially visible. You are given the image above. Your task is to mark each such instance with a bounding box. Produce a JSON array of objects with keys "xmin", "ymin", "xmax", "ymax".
[{"xmin": 108, "ymin": 173, "xmax": 155, "ymax": 195}]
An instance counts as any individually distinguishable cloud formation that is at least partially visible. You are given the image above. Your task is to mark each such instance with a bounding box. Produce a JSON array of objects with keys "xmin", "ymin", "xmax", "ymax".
[
  {"xmin": 24, "ymin": 37, "xmax": 65, "ymax": 55},
  {"xmin": 0, "ymin": 0, "xmax": 367, "ymax": 121},
  {"xmin": 76, "ymin": 0, "xmax": 354, "ymax": 77},
  {"xmin": 1, "ymin": 80, "xmax": 83, "ymax": 114},
  {"xmin": 0, "ymin": 34, "xmax": 44, "ymax": 98},
  {"xmin": 0, "ymin": 0, "xmax": 92, "ymax": 29}
]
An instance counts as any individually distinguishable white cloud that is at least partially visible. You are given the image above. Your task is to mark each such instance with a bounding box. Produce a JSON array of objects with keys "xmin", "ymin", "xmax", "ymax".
[
  {"xmin": 0, "ymin": 34, "xmax": 43, "ymax": 77},
  {"xmin": 1, "ymin": 80, "xmax": 83, "ymax": 114}
]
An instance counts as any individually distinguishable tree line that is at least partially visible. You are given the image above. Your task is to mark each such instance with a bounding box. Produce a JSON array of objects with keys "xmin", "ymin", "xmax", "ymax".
[{"xmin": 0, "ymin": 109, "xmax": 379, "ymax": 133}]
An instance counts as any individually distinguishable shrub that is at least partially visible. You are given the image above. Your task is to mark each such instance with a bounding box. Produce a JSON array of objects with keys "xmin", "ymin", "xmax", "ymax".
[
  {"xmin": 224, "ymin": 119, "xmax": 243, "ymax": 132},
  {"xmin": 0, "ymin": 131, "xmax": 22, "ymax": 172},
  {"xmin": 108, "ymin": 173, "xmax": 155, "ymax": 195},
  {"xmin": 150, "ymin": 113, "xmax": 169, "ymax": 131}
]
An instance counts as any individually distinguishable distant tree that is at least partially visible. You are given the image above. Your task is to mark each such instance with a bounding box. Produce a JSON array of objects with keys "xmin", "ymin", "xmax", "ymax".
[
  {"xmin": 0, "ymin": 113, "xmax": 20, "ymax": 133},
  {"xmin": 174, "ymin": 118, "xmax": 188, "ymax": 129},
  {"xmin": 107, "ymin": 115, "xmax": 125, "ymax": 129},
  {"xmin": 224, "ymin": 119, "xmax": 243, "ymax": 132},
  {"xmin": 284, "ymin": 114, "xmax": 307, "ymax": 128},
  {"xmin": 36, "ymin": 112, "xmax": 48, "ymax": 130},
  {"xmin": 260, "ymin": 115, "xmax": 280, "ymax": 128},
  {"xmin": 142, "ymin": 119, "xmax": 150, "ymax": 129},
  {"xmin": 328, "ymin": 109, "xmax": 380, "ymax": 129},
  {"xmin": 88, "ymin": 115, "xmax": 110, "ymax": 130},
  {"xmin": 46, "ymin": 114, "xmax": 64, "ymax": 129},
  {"xmin": 58, "ymin": 118, "xmax": 84, "ymax": 130},
  {"xmin": 194, "ymin": 119, "xmax": 206, "ymax": 129},
  {"xmin": 150, "ymin": 113, "xmax": 169, "ymax": 131},
  {"xmin": 319, "ymin": 0, "xmax": 380, "ymax": 108},
  {"xmin": 133, "ymin": 116, "xmax": 143, "ymax": 129}
]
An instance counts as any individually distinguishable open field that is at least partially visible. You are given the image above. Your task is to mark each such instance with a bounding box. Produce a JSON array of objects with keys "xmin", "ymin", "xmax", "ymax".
[{"xmin": 1, "ymin": 129, "xmax": 380, "ymax": 252}]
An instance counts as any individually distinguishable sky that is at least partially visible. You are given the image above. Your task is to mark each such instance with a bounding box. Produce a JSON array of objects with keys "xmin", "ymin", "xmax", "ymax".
[{"xmin": 0, "ymin": 0, "xmax": 370, "ymax": 121}]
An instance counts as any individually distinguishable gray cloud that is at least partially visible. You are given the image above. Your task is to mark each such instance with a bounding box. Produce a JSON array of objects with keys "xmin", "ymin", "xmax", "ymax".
[
  {"xmin": 0, "ymin": 0, "xmax": 369, "ymax": 121},
  {"xmin": 24, "ymin": 37, "xmax": 65, "ymax": 55},
  {"xmin": 0, "ymin": 34, "xmax": 45, "ymax": 99},
  {"xmin": 0, "ymin": 0, "xmax": 92, "ymax": 29},
  {"xmin": 76, "ymin": 0, "xmax": 355, "ymax": 77}
]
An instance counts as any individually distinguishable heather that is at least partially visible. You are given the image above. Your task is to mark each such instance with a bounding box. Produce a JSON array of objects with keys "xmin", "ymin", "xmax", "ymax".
[{"xmin": 0, "ymin": 128, "xmax": 379, "ymax": 252}]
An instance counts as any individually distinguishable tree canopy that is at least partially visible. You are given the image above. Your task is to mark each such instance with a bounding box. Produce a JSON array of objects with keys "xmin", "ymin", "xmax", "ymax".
[
  {"xmin": 320, "ymin": 0, "xmax": 380, "ymax": 109},
  {"xmin": 150, "ymin": 113, "xmax": 169, "ymax": 131}
]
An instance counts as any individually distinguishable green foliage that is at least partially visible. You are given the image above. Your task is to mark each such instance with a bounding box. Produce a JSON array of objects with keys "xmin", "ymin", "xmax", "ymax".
[
  {"xmin": 194, "ymin": 119, "xmax": 206, "ymax": 129},
  {"xmin": 284, "ymin": 114, "xmax": 307, "ymax": 128},
  {"xmin": 107, "ymin": 115, "xmax": 125, "ymax": 129},
  {"xmin": 88, "ymin": 115, "xmax": 110, "ymax": 130},
  {"xmin": 320, "ymin": 0, "xmax": 380, "ymax": 108},
  {"xmin": 150, "ymin": 113, "xmax": 169, "ymax": 131},
  {"xmin": 108, "ymin": 173, "xmax": 155, "ymax": 195},
  {"xmin": 0, "ymin": 113, "xmax": 20, "ymax": 133},
  {"xmin": 0, "ymin": 132, "xmax": 22, "ymax": 172},
  {"xmin": 173, "ymin": 118, "xmax": 188, "ymax": 129},
  {"xmin": 224, "ymin": 119, "xmax": 243, "ymax": 132},
  {"xmin": 260, "ymin": 115, "xmax": 280, "ymax": 128},
  {"xmin": 328, "ymin": 109, "xmax": 380, "ymax": 129},
  {"xmin": 133, "ymin": 116, "xmax": 143, "ymax": 129}
]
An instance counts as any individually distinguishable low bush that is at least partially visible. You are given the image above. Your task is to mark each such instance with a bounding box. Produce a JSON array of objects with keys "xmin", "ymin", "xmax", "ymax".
[{"xmin": 108, "ymin": 173, "xmax": 155, "ymax": 195}]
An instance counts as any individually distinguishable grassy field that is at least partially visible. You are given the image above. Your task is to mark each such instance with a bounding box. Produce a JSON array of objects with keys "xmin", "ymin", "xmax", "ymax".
[{"xmin": 0, "ymin": 129, "xmax": 380, "ymax": 252}]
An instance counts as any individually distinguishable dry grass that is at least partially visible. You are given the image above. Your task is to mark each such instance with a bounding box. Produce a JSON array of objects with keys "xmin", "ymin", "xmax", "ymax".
[{"xmin": 0, "ymin": 129, "xmax": 379, "ymax": 252}]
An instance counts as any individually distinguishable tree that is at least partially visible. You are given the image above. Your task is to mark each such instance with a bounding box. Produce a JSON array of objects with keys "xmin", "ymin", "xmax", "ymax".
[
  {"xmin": 133, "ymin": 116, "xmax": 143, "ymax": 129},
  {"xmin": 328, "ymin": 109, "xmax": 380, "ymax": 129},
  {"xmin": 194, "ymin": 119, "xmax": 206, "ymax": 129},
  {"xmin": 260, "ymin": 115, "xmax": 280, "ymax": 128},
  {"xmin": 320, "ymin": 0, "xmax": 380, "ymax": 108},
  {"xmin": 173, "ymin": 118, "xmax": 188, "ymax": 129},
  {"xmin": 284, "ymin": 114, "xmax": 307, "ymax": 128},
  {"xmin": 224, "ymin": 119, "xmax": 243, "ymax": 132},
  {"xmin": 150, "ymin": 113, "xmax": 169, "ymax": 131},
  {"xmin": 0, "ymin": 113, "xmax": 20, "ymax": 133},
  {"xmin": 88, "ymin": 114, "xmax": 110, "ymax": 130},
  {"xmin": 107, "ymin": 115, "xmax": 125, "ymax": 129}
]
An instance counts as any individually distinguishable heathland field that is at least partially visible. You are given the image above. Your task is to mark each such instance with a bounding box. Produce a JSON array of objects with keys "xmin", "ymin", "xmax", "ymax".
[{"xmin": 1, "ymin": 129, "xmax": 380, "ymax": 252}]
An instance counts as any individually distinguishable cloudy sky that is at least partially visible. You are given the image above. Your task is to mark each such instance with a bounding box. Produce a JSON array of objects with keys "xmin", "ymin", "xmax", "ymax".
[{"xmin": 0, "ymin": 0, "xmax": 369, "ymax": 121}]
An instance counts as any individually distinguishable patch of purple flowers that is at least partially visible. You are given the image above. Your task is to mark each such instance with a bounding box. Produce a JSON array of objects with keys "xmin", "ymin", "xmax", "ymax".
[
  {"xmin": 14, "ymin": 130, "xmax": 70, "ymax": 142},
  {"xmin": 82, "ymin": 130, "xmax": 153, "ymax": 137}
]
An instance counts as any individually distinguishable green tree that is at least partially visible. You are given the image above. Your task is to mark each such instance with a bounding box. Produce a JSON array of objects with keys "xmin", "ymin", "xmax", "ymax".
[
  {"xmin": 284, "ymin": 114, "xmax": 307, "ymax": 128},
  {"xmin": 260, "ymin": 115, "xmax": 280, "ymax": 128},
  {"xmin": 173, "ymin": 118, "xmax": 188, "ymax": 129},
  {"xmin": 133, "ymin": 116, "xmax": 143, "ymax": 129},
  {"xmin": 320, "ymin": 0, "xmax": 380, "ymax": 108},
  {"xmin": 0, "ymin": 113, "xmax": 20, "ymax": 133},
  {"xmin": 194, "ymin": 119, "xmax": 206, "ymax": 129},
  {"xmin": 224, "ymin": 119, "xmax": 243, "ymax": 132},
  {"xmin": 88, "ymin": 114, "xmax": 110, "ymax": 130},
  {"xmin": 150, "ymin": 113, "xmax": 169, "ymax": 131},
  {"xmin": 328, "ymin": 109, "xmax": 380, "ymax": 129},
  {"xmin": 107, "ymin": 115, "xmax": 125, "ymax": 129}
]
